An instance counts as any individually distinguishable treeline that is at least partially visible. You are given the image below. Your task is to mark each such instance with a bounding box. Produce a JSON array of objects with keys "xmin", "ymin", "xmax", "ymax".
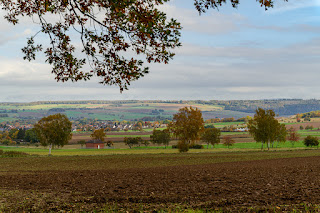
[
  {"xmin": 205, "ymin": 117, "xmax": 250, "ymax": 123},
  {"xmin": 298, "ymin": 111, "xmax": 320, "ymax": 119},
  {"xmin": 217, "ymin": 99, "xmax": 320, "ymax": 116},
  {"xmin": 0, "ymin": 109, "xmax": 18, "ymax": 113},
  {"xmin": 3, "ymin": 99, "xmax": 320, "ymax": 117},
  {"xmin": 30, "ymin": 100, "xmax": 187, "ymax": 105},
  {"xmin": 0, "ymin": 128, "xmax": 39, "ymax": 145}
]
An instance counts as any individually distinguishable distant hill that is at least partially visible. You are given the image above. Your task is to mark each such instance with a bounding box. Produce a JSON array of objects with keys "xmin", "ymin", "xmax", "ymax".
[
  {"xmin": 212, "ymin": 99, "xmax": 320, "ymax": 116},
  {"xmin": 1, "ymin": 99, "xmax": 320, "ymax": 122}
]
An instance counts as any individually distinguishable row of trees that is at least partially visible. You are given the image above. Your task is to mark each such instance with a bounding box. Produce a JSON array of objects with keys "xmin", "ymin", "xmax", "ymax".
[
  {"xmin": 166, "ymin": 107, "xmax": 319, "ymax": 152},
  {"xmin": 247, "ymin": 108, "xmax": 319, "ymax": 149},
  {"xmin": 0, "ymin": 128, "xmax": 39, "ymax": 145},
  {"xmin": 124, "ymin": 137, "xmax": 150, "ymax": 149}
]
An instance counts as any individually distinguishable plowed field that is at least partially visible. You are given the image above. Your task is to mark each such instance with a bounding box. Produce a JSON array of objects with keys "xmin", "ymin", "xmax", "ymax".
[{"xmin": 1, "ymin": 156, "xmax": 320, "ymax": 211}]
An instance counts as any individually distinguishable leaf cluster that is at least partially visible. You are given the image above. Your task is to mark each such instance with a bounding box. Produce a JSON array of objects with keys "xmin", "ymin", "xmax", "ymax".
[{"xmin": 194, "ymin": 0, "xmax": 288, "ymax": 14}]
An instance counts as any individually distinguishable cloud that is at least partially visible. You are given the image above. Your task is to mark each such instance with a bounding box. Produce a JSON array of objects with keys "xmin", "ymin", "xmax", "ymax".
[
  {"xmin": 2, "ymin": 33, "xmax": 320, "ymax": 102},
  {"xmin": 157, "ymin": 4, "xmax": 246, "ymax": 35},
  {"xmin": 0, "ymin": 11, "xmax": 34, "ymax": 46},
  {"xmin": 269, "ymin": 0, "xmax": 320, "ymax": 13},
  {"xmin": 244, "ymin": 23, "xmax": 320, "ymax": 34},
  {"xmin": 1, "ymin": 1, "xmax": 320, "ymax": 101}
]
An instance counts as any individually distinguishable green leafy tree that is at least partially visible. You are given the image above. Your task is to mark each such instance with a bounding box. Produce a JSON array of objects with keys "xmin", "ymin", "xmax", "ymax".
[
  {"xmin": 168, "ymin": 106, "xmax": 204, "ymax": 152},
  {"xmin": 150, "ymin": 129, "xmax": 171, "ymax": 148},
  {"xmin": 17, "ymin": 128, "xmax": 26, "ymax": 140},
  {"xmin": 247, "ymin": 108, "xmax": 280, "ymax": 150},
  {"xmin": 124, "ymin": 137, "xmax": 142, "ymax": 149},
  {"xmin": 25, "ymin": 128, "xmax": 40, "ymax": 143},
  {"xmin": 0, "ymin": 0, "xmax": 282, "ymax": 90},
  {"xmin": 34, "ymin": 113, "xmax": 72, "ymax": 155},
  {"xmin": 201, "ymin": 127, "xmax": 221, "ymax": 149},
  {"xmin": 303, "ymin": 135, "xmax": 319, "ymax": 148},
  {"xmin": 274, "ymin": 123, "xmax": 287, "ymax": 148}
]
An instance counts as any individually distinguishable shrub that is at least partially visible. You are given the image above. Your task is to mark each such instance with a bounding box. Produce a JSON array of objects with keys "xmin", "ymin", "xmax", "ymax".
[
  {"xmin": 0, "ymin": 150, "xmax": 29, "ymax": 157},
  {"xmin": 189, "ymin": 144, "xmax": 204, "ymax": 149},
  {"xmin": 105, "ymin": 140, "xmax": 114, "ymax": 147},
  {"xmin": 141, "ymin": 140, "xmax": 150, "ymax": 147},
  {"xmin": 172, "ymin": 144, "xmax": 204, "ymax": 149},
  {"xmin": 300, "ymin": 125, "xmax": 304, "ymax": 130},
  {"xmin": 304, "ymin": 135, "xmax": 319, "ymax": 148},
  {"xmin": 177, "ymin": 141, "xmax": 189, "ymax": 153},
  {"xmin": 305, "ymin": 125, "xmax": 314, "ymax": 130}
]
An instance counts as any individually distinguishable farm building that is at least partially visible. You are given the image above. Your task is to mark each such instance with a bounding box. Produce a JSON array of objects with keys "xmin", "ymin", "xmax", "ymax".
[{"xmin": 85, "ymin": 140, "xmax": 105, "ymax": 149}]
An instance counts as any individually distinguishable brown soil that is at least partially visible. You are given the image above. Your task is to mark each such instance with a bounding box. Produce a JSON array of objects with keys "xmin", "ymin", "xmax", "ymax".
[{"xmin": 1, "ymin": 156, "xmax": 320, "ymax": 211}]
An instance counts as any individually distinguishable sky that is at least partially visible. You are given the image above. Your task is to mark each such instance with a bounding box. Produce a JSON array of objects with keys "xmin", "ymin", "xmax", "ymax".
[{"xmin": 1, "ymin": 0, "xmax": 320, "ymax": 102}]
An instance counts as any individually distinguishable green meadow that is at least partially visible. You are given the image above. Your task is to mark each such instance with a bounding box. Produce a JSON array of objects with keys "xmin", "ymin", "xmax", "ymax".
[{"xmin": 0, "ymin": 140, "xmax": 315, "ymax": 156}]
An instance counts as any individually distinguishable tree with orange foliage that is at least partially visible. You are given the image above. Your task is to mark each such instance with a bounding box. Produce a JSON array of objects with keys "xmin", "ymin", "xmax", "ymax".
[
  {"xmin": 91, "ymin": 128, "xmax": 106, "ymax": 142},
  {"xmin": 287, "ymin": 127, "xmax": 300, "ymax": 148},
  {"xmin": 222, "ymin": 136, "xmax": 235, "ymax": 148}
]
